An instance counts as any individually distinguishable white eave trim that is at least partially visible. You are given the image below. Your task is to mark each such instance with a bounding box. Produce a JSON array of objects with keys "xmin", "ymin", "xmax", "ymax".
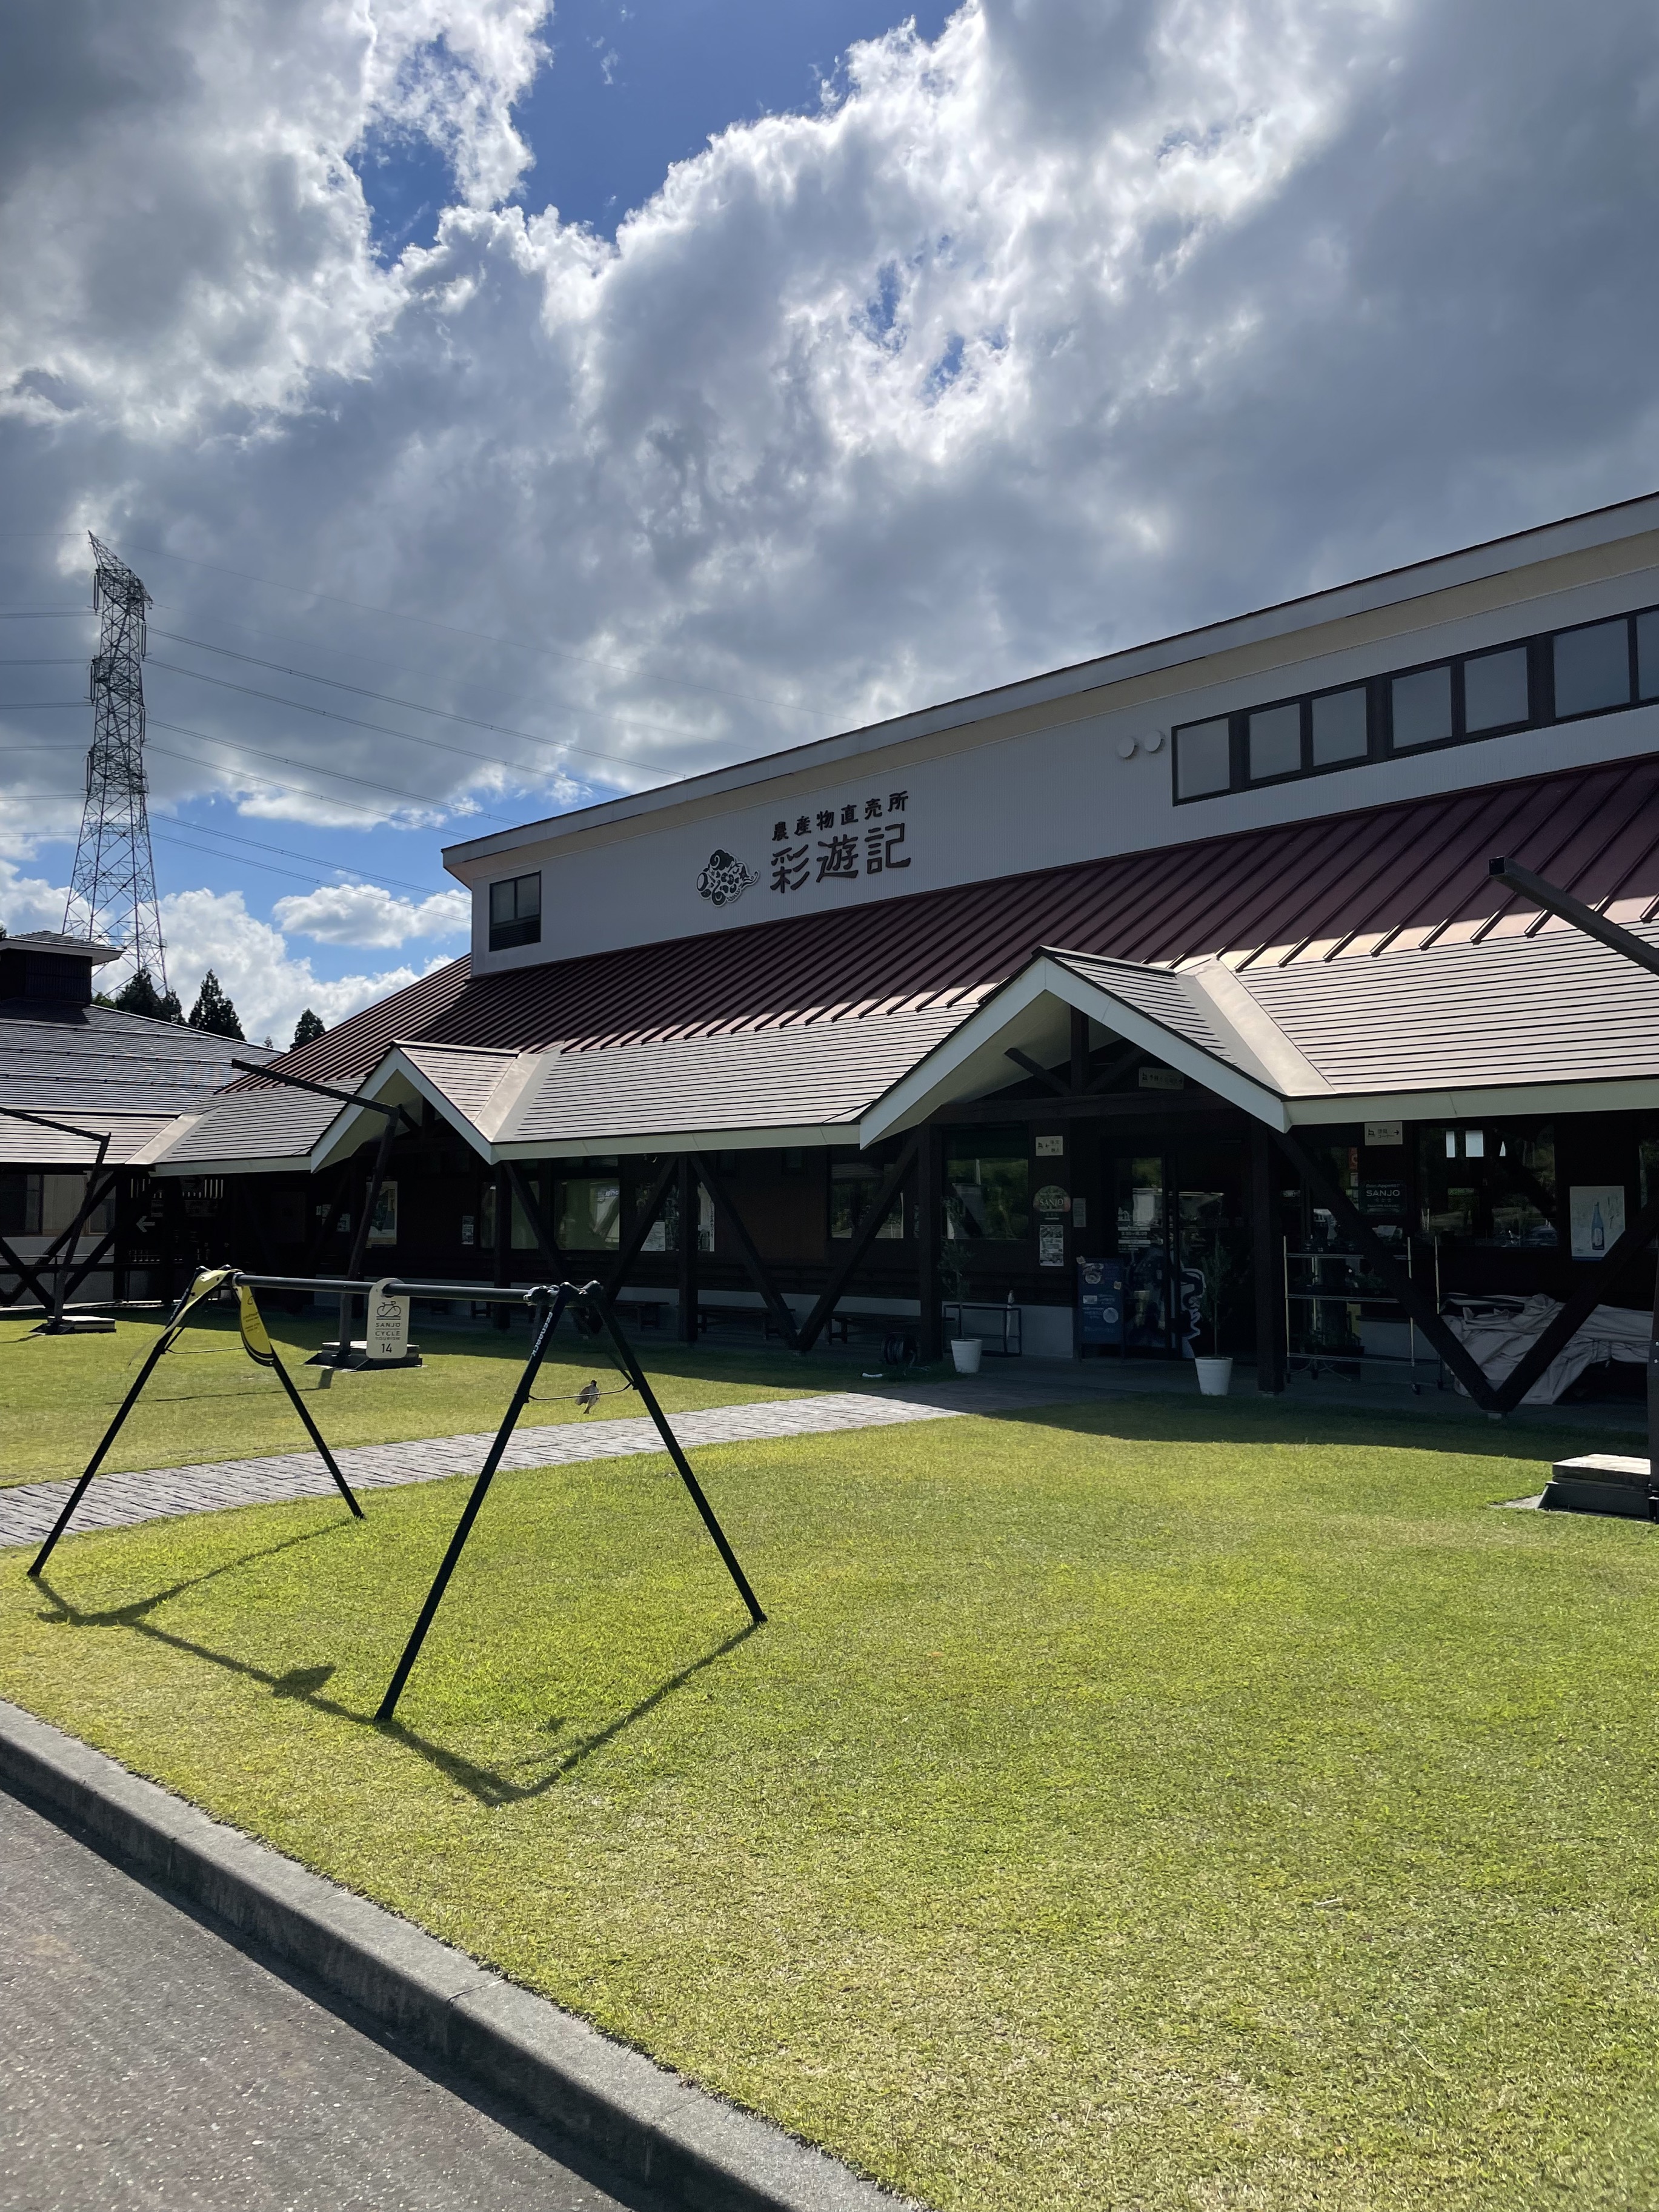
[{"xmin": 859, "ymin": 955, "xmax": 1293, "ymax": 1140}]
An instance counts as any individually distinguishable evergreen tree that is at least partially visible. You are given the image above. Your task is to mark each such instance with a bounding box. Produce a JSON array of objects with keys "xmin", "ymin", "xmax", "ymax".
[
  {"xmin": 113, "ymin": 969, "xmax": 184, "ymax": 1023},
  {"xmin": 290, "ymin": 1007, "xmax": 325, "ymax": 1049},
  {"xmin": 188, "ymin": 969, "xmax": 244, "ymax": 1040}
]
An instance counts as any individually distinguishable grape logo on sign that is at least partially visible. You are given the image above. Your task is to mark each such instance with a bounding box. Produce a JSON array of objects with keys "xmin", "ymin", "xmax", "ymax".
[{"xmin": 696, "ymin": 849, "xmax": 760, "ymax": 906}]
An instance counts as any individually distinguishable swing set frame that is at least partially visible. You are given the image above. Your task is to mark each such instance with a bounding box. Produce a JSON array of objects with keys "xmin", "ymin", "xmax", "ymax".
[{"xmin": 27, "ymin": 1269, "xmax": 765, "ymax": 1724}]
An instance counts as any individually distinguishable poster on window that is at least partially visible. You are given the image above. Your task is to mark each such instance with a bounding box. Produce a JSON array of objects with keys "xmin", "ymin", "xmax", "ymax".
[
  {"xmin": 1569, "ymin": 1184, "xmax": 1624, "ymax": 1258},
  {"xmin": 1038, "ymin": 1222, "xmax": 1066, "ymax": 1267}
]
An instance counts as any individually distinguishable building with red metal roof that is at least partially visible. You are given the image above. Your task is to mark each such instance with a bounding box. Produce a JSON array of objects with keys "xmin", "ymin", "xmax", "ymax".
[{"xmin": 143, "ymin": 494, "xmax": 1659, "ymax": 1396}]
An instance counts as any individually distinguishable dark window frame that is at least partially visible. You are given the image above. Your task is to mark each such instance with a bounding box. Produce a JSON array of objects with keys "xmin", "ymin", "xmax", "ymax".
[
  {"xmin": 487, "ymin": 871, "xmax": 542, "ymax": 951},
  {"xmin": 1171, "ymin": 596, "xmax": 1659, "ymax": 805}
]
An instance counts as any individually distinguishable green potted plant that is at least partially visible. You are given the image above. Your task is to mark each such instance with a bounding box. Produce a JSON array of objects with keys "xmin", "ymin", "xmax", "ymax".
[
  {"xmin": 1193, "ymin": 1229, "xmax": 1237, "ymax": 1398},
  {"xmin": 940, "ymin": 1204, "xmax": 981, "ymax": 1373}
]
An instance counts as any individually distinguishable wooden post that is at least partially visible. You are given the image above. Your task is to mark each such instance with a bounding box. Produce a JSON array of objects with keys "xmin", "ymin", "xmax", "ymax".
[
  {"xmin": 676, "ymin": 1154, "xmax": 699, "ymax": 1345},
  {"xmin": 1249, "ymin": 1122, "xmax": 1286, "ymax": 1394},
  {"xmin": 916, "ymin": 1123, "xmax": 942, "ymax": 1361},
  {"xmin": 492, "ymin": 1161, "xmax": 512, "ymax": 1328},
  {"xmin": 1069, "ymin": 1008, "xmax": 1089, "ymax": 1094}
]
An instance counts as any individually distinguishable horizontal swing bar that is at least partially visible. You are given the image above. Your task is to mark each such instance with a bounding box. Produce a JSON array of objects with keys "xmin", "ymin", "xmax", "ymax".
[{"xmin": 227, "ymin": 1272, "xmax": 573, "ymax": 1304}]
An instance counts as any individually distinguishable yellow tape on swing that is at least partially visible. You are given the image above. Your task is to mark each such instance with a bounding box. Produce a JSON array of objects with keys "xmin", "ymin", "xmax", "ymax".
[
  {"xmin": 237, "ymin": 1284, "xmax": 276, "ymax": 1369},
  {"xmin": 155, "ymin": 1266, "xmax": 234, "ymax": 1355}
]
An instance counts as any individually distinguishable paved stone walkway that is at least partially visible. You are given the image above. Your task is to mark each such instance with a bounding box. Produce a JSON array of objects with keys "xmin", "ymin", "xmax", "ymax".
[{"xmin": 0, "ymin": 1378, "xmax": 1065, "ymax": 1551}]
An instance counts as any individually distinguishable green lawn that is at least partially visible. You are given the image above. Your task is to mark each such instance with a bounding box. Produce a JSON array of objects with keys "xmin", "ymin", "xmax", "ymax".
[
  {"xmin": 0, "ymin": 1308, "xmax": 832, "ymax": 1487},
  {"xmin": 4, "ymin": 1398, "xmax": 1658, "ymax": 2210}
]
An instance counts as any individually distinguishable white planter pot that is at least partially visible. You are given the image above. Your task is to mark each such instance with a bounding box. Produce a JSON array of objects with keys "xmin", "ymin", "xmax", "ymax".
[
  {"xmin": 950, "ymin": 1337, "xmax": 984, "ymax": 1375},
  {"xmin": 1194, "ymin": 1355, "xmax": 1233, "ymax": 1398}
]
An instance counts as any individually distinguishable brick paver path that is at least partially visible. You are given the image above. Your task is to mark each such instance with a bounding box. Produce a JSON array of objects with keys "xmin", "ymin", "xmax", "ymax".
[{"xmin": 0, "ymin": 1378, "xmax": 1069, "ymax": 1551}]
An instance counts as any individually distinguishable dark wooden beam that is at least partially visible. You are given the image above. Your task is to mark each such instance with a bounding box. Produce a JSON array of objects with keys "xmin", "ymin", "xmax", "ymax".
[
  {"xmin": 0, "ymin": 1231, "xmax": 55, "ymax": 1311},
  {"xmin": 1088, "ymin": 1043, "xmax": 1147, "ymax": 1094},
  {"xmin": 1490, "ymin": 857, "xmax": 1659, "ymax": 981},
  {"xmin": 931, "ymin": 1091, "xmax": 1232, "ymax": 1126},
  {"xmin": 603, "ymin": 1155, "xmax": 679, "ymax": 1300},
  {"xmin": 675, "ymin": 1154, "xmax": 699, "ymax": 1346},
  {"xmin": 503, "ymin": 1159, "xmax": 570, "ymax": 1280},
  {"xmin": 915, "ymin": 1122, "xmax": 942, "ymax": 1362},
  {"xmin": 1484, "ymin": 1185, "xmax": 1659, "ymax": 1413},
  {"xmin": 1003, "ymin": 1047, "xmax": 1068, "ymax": 1097},
  {"xmin": 1069, "ymin": 1009, "xmax": 1089, "ymax": 1095},
  {"xmin": 690, "ymin": 1152, "xmax": 799, "ymax": 1349},
  {"xmin": 1272, "ymin": 1128, "xmax": 1501, "ymax": 1408},
  {"xmin": 795, "ymin": 1133, "xmax": 922, "ymax": 1354},
  {"xmin": 1248, "ymin": 1122, "xmax": 1286, "ymax": 1393}
]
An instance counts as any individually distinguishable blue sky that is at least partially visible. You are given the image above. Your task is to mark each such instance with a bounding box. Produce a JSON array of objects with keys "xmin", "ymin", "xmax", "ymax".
[
  {"xmin": 7, "ymin": 0, "xmax": 1657, "ymax": 1041},
  {"xmin": 359, "ymin": 2, "xmax": 956, "ymax": 252},
  {"xmin": 18, "ymin": 4, "xmax": 956, "ymax": 1040}
]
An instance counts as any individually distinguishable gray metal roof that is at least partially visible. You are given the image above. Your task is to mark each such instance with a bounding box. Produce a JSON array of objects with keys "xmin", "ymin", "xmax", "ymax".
[
  {"xmin": 1242, "ymin": 924, "xmax": 1659, "ymax": 1092},
  {"xmin": 0, "ymin": 1115, "xmax": 180, "ymax": 1167},
  {"xmin": 154, "ymin": 1089, "xmax": 339, "ymax": 1172},
  {"xmin": 2, "ymin": 932, "xmax": 121, "ymax": 963},
  {"xmin": 0, "ymin": 1005, "xmax": 276, "ymax": 1149}
]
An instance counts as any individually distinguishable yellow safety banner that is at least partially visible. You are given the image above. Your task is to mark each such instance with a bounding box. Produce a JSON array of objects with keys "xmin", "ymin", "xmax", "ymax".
[{"xmin": 238, "ymin": 1284, "xmax": 276, "ymax": 1369}]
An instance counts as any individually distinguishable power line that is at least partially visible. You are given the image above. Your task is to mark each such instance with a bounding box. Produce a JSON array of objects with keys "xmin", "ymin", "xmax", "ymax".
[
  {"xmin": 150, "ymin": 634, "xmax": 681, "ymax": 774},
  {"xmin": 145, "ymin": 716, "xmax": 522, "ymax": 825},
  {"xmin": 148, "ymin": 657, "xmax": 614, "ymax": 788},
  {"xmin": 149, "ymin": 823, "xmax": 464, "ymax": 906},
  {"xmin": 0, "ymin": 700, "xmax": 82, "ymax": 708},
  {"xmin": 124, "ymin": 540, "xmax": 823, "ymax": 719},
  {"xmin": 150, "ymin": 815, "xmax": 449, "ymax": 897}
]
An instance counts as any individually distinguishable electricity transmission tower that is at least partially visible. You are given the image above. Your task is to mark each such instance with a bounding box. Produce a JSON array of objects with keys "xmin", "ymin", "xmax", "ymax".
[{"xmin": 63, "ymin": 536, "xmax": 167, "ymax": 987}]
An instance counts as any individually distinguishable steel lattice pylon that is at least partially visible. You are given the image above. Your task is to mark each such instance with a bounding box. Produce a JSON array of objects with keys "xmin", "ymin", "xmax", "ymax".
[{"xmin": 63, "ymin": 536, "xmax": 167, "ymax": 988}]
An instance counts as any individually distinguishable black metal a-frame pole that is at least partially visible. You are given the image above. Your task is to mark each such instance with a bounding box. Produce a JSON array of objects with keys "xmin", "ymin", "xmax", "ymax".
[
  {"xmin": 374, "ymin": 1277, "xmax": 764, "ymax": 1724},
  {"xmin": 28, "ymin": 1271, "xmax": 363, "ymax": 1580}
]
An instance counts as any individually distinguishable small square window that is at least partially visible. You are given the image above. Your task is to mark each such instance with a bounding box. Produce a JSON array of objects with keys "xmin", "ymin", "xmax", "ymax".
[
  {"xmin": 1174, "ymin": 717, "xmax": 1231, "ymax": 799},
  {"xmin": 488, "ymin": 872, "xmax": 542, "ymax": 951},
  {"xmin": 1463, "ymin": 646, "xmax": 1530, "ymax": 732},
  {"xmin": 1635, "ymin": 610, "xmax": 1659, "ymax": 702},
  {"xmin": 1554, "ymin": 619, "xmax": 1631, "ymax": 718},
  {"xmin": 1310, "ymin": 686, "xmax": 1368, "ymax": 765},
  {"xmin": 1248, "ymin": 702, "xmax": 1301, "ymax": 781},
  {"xmin": 1391, "ymin": 665, "xmax": 1452, "ymax": 750}
]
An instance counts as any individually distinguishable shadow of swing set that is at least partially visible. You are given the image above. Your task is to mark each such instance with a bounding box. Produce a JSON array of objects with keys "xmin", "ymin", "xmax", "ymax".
[{"xmin": 25, "ymin": 1269, "xmax": 766, "ymax": 1724}]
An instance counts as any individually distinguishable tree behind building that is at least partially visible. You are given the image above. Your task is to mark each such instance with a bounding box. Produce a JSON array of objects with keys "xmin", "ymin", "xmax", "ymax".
[
  {"xmin": 188, "ymin": 970, "xmax": 244, "ymax": 1040},
  {"xmin": 291, "ymin": 1008, "xmax": 325, "ymax": 1049}
]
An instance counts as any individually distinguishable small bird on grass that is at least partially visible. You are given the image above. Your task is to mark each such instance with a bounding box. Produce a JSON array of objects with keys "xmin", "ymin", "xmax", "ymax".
[{"xmin": 575, "ymin": 1378, "xmax": 600, "ymax": 1413}]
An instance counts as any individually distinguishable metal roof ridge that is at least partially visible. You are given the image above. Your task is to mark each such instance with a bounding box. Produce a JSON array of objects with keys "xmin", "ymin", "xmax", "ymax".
[{"xmin": 1178, "ymin": 957, "xmax": 1334, "ymax": 1095}]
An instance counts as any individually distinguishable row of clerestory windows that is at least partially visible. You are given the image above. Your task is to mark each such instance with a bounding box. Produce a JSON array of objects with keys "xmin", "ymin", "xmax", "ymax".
[{"xmin": 1173, "ymin": 602, "xmax": 1659, "ymax": 803}]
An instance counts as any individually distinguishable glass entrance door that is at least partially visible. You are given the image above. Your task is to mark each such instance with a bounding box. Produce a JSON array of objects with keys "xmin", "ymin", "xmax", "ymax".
[{"xmin": 1112, "ymin": 1140, "xmax": 1246, "ymax": 1358}]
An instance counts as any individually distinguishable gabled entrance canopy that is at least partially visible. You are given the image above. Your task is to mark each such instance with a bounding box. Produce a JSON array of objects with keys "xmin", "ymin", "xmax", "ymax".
[{"xmin": 858, "ymin": 924, "xmax": 1659, "ymax": 1141}]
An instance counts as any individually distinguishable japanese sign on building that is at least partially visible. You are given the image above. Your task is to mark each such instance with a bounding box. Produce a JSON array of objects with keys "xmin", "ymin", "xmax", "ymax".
[{"xmin": 767, "ymin": 789, "xmax": 912, "ymax": 896}]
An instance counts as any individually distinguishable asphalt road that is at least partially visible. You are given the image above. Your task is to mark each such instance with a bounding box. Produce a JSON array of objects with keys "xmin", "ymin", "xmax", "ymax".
[{"xmin": 0, "ymin": 1787, "xmax": 643, "ymax": 2212}]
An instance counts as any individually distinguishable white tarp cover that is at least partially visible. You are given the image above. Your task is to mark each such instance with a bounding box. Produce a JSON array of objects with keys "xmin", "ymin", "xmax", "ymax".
[{"xmin": 1443, "ymin": 1295, "xmax": 1651, "ymax": 1405}]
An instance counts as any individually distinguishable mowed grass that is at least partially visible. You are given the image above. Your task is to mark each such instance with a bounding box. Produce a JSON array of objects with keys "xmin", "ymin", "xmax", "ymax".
[
  {"xmin": 0, "ymin": 1308, "xmax": 832, "ymax": 1487},
  {"xmin": 4, "ymin": 1398, "xmax": 1658, "ymax": 2210}
]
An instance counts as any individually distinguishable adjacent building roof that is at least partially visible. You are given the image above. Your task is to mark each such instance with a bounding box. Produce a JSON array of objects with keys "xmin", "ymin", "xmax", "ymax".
[
  {"xmin": 0, "ymin": 1002, "xmax": 276, "ymax": 1162},
  {"xmin": 155, "ymin": 754, "xmax": 1659, "ymax": 1174}
]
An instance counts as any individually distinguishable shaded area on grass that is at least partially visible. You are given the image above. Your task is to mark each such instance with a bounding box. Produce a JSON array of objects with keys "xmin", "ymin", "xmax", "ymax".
[{"xmin": 5, "ymin": 1404, "xmax": 1659, "ymax": 2210}]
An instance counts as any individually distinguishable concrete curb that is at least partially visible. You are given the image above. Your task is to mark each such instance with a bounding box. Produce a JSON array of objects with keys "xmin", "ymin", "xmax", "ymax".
[{"xmin": 0, "ymin": 1697, "xmax": 907, "ymax": 2212}]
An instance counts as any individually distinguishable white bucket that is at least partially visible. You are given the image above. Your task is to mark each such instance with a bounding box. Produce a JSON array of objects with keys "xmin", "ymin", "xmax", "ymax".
[
  {"xmin": 1194, "ymin": 1355, "xmax": 1233, "ymax": 1397},
  {"xmin": 951, "ymin": 1336, "xmax": 984, "ymax": 1375}
]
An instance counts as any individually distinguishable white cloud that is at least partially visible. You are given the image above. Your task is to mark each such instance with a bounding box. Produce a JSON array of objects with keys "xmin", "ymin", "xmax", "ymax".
[
  {"xmin": 161, "ymin": 888, "xmax": 447, "ymax": 1041},
  {"xmin": 2, "ymin": 0, "xmax": 1657, "ymax": 867},
  {"xmin": 273, "ymin": 882, "xmax": 470, "ymax": 945}
]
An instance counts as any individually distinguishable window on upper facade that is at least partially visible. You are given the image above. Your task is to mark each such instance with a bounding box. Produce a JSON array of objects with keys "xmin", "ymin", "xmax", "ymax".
[
  {"xmin": 1638, "ymin": 610, "xmax": 1659, "ymax": 702},
  {"xmin": 1463, "ymin": 645, "xmax": 1531, "ymax": 732},
  {"xmin": 1171, "ymin": 598, "xmax": 1655, "ymax": 802},
  {"xmin": 1554, "ymin": 618, "xmax": 1631, "ymax": 717},
  {"xmin": 1174, "ymin": 717, "xmax": 1231, "ymax": 799},
  {"xmin": 1248, "ymin": 702, "xmax": 1301, "ymax": 781},
  {"xmin": 1390, "ymin": 663, "xmax": 1453, "ymax": 750},
  {"xmin": 488, "ymin": 872, "xmax": 541, "ymax": 951},
  {"xmin": 1310, "ymin": 685, "xmax": 1368, "ymax": 765}
]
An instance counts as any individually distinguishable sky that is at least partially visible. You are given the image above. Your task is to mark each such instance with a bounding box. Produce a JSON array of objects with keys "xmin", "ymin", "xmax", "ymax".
[{"xmin": 1, "ymin": 0, "xmax": 1657, "ymax": 1044}]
